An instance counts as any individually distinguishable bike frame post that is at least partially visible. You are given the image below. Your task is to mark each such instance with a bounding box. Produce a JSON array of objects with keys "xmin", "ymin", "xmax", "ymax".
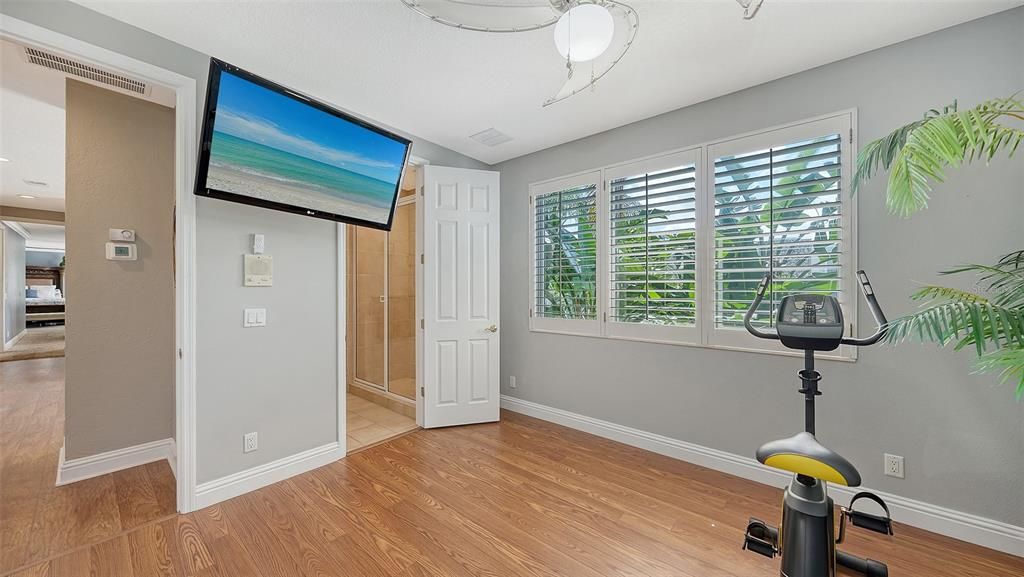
[{"xmin": 799, "ymin": 350, "xmax": 820, "ymax": 435}]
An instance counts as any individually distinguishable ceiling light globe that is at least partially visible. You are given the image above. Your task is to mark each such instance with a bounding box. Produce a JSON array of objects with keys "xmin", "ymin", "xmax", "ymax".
[{"xmin": 554, "ymin": 3, "xmax": 614, "ymax": 63}]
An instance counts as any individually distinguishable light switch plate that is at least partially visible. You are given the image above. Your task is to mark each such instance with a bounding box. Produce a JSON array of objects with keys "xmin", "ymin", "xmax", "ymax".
[{"xmin": 243, "ymin": 308, "xmax": 267, "ymax": 328}]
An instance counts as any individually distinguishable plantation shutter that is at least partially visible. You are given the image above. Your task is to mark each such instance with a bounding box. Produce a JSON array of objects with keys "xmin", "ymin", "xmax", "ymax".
[
  {"xmin": 532, "ymin": 176, "xmax": 599, "ymax": 329},
  {"xmin": 711, "ymin": 122, "xmax": 848, "ymax": 333},
  {"xmin": 605, "ymin": 150, "xmax": 701, "ymax": 343}
]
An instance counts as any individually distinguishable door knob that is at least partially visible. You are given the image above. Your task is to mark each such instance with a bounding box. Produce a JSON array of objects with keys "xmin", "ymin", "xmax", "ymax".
[{"xmin": 485, "ymin": 324, "xmax": 498, "ymax": 333}]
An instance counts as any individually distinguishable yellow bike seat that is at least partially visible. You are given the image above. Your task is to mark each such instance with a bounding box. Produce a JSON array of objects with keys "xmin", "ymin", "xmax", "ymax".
[{"xmin": 756, "ymin": 432, "xmax": 862, "ymax": 486}]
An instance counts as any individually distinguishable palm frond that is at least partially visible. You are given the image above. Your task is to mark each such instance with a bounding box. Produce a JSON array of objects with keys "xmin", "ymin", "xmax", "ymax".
[
  {"xmin": 853, "ymin": 97, "xmax": 1024, "ymax": 217},
  {"xmin": 974, "ymin": 346, "xmax": 1024, "ymax": 400},
  {"xmin": 995, "ymin": 250, "xmax": 1024, "ymax": 270},
  {"xmin": 909, "ymin": 285, "xmax": 988, "ymax": 304},
  {"xmin": 851, "ymin": 116, "xmax": 931, "ymax": 195},
  {"xmin": 884, "ymin": 301, "xmax": 1024, "ymax": 354},
  {"xmin": 938, "ymin": 259, "xmax": 1024, "ymax": 308}
]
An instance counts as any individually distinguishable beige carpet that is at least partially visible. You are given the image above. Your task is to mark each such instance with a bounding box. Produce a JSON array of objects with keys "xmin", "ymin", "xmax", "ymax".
[{"xmin": 0, "ymin": 326, "xmax": 65, "ymax": 362}]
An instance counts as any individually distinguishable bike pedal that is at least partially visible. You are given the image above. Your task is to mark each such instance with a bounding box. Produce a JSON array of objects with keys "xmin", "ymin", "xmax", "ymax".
[
  {"xmin": 849, "ymin": 510, "xmax": 893, "ymax": 535},
  {"xmin": 742, "ymin": 518, "xmax": 778, "ymax": 558},
  {"xmin": 846, "ymin": 492, "xmax": 894, "ymax": 536}
]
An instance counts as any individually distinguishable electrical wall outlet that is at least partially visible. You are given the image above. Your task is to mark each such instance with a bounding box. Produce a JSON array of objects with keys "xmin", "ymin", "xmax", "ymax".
[
  {"xmin": 244, "ymin": 432, "xmax": 258, "ymax": 453},
  {"xmin": 509, "ymin": 376, "xmax": 517, "ymax": 389},
  {"xmin": 884, "ymin": 453, "xmax": 904, "ymax": 478}
]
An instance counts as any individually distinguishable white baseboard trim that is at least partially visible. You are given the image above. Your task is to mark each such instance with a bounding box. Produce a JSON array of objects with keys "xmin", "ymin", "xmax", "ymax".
[
  {"xmin": 4, "ymin": 328, "xmax": 27, "ymax": 351},
  {"xmin": 56, "ymin": 438, "xmax": 177, "ymax": 486},
  {"xmin": 501, "ymin": 395, "xmax": 1024, "ymax": 557},
  {"xmin": 194, "ymin": 442, "xmax": 345, "ymax": 510}
]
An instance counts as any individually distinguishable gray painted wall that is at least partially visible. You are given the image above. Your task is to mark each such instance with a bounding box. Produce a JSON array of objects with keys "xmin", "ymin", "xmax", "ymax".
[
  {"xmin": 195, "ymin": 199, "xmax": 338, "ymax": 481},
  {"xmin": 495, "ymin": 9, "xmax": 1024, "ymax": 526},
  {"xmin": 1, "ymin": 1, "xmax": 485, "ymax": 482},
  {"xmin": 2, "ymin": 224, "xmax": 26, "ymax": 343}
]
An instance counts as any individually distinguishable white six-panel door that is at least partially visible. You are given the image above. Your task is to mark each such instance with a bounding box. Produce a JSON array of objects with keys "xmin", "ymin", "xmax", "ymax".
[{"xmin": 418, "ymin": 165, "xmax": 500, "ymax": 428}]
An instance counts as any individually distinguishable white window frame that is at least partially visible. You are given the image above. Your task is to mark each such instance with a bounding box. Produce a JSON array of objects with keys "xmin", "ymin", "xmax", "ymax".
[
  {"xmin": 604, "ymin": 148, "xmax": 703, "ymax": 345},
  {"xmin": 703, "ymin": 113, "xmax": 858, "ymax": 360},
  {"xmin": 526, "ymin": 110, "xmax": 859, "ymax": 361},
  {"xmin": 528, "ymin": 170, "xmax": 603, "ymax": 337}
]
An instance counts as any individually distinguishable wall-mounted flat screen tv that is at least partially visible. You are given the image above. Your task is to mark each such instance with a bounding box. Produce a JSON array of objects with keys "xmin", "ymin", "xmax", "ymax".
[{"xmin": 194, "ymin": 59, "xmax": 412, "ymax": 230}]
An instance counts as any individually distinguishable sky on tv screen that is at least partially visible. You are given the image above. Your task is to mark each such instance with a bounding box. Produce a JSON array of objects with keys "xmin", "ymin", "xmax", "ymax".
[{"xmin": 204, "ymin": 69, "xmax": 408, "ymax": 225}]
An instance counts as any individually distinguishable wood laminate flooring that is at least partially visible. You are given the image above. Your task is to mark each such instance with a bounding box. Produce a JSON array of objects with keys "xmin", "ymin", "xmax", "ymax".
[
  {"xmin": 0, "ymin": 326, "xmax": 65, "ymax": 363},
  {"xmin": 0, "ymin": 358, "xmax": 175, "ymax": 574},
  {"xmin": 3, "ymin": 358, "xmax": 1020, "ymax": 576}
]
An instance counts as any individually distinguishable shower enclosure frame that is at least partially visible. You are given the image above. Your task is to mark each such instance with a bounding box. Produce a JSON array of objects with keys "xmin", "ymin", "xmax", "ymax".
[{"xmin": 349, "ymin": 189, "xmax": 418, "ymax": 406}]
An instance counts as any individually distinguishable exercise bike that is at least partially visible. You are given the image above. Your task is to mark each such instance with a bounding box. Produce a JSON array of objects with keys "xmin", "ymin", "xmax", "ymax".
[{"xmin": 740, "ymin": 271, "xmax": 895, "ymax": 577}]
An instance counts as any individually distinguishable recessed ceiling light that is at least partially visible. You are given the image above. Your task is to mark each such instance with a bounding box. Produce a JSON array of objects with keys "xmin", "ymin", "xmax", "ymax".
[
  {"xmin": 18, "ymin": 194, "xmax": 37, "ymax": 199},
  {"xmin": 0, "ymin": 157, "xmax": 9, "ymax": 162}
]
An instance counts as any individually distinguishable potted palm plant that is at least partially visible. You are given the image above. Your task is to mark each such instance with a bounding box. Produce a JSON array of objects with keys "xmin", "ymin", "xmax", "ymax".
[{"xmin": 852, "ymin": 96, "xmax": 1023, "ymax": 398}]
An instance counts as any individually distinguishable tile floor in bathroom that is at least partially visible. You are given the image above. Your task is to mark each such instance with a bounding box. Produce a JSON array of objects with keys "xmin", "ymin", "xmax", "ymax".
[{"xmin": 346, "ymin": 393, "xmax": 418, "ymax": 451}]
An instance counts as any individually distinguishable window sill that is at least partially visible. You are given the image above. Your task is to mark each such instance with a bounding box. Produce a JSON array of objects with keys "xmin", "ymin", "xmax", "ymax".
[{"xmin": 527, "ymin": 326, "xmax": 858, "ymax": 363}]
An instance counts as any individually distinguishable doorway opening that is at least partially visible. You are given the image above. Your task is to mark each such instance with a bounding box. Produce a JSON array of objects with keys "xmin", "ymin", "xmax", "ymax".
[
  {"xmin": 345, "ymin": 163, "xmax": 420, "ymax": 452},
  {"xmin": 0, "ymin": 221, "xmax": 65, "ymax": 362},
  {"xmin": 0, "ymin": 34, "xmax": 183, "ymax": 571}
]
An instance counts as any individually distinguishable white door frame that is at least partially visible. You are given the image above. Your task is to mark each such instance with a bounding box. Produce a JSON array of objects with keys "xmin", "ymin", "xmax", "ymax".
[
  {"xmin": 410, "ymin": 156, "xmax": 428, "ymax": 427},
  {"xmin": 340, "ymin": 155, "xmax": 429, "ymax": 443},
  {"xmin": 0, "ymin": 223, "xmax": 4, "ymax": 350},
  {"xmin": 0, "ymin": 15, "xmax": 199, "ymax": 512}
]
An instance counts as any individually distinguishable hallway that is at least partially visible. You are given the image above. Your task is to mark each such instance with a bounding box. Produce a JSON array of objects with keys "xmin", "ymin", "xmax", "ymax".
[{"xmin": 0, "ymin": 358, "xmax": 175, "ymax": 574}]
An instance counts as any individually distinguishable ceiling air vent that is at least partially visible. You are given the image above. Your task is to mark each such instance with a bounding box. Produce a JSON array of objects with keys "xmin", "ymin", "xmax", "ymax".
[
  {"xmin": 469, "ymin": 128, "xmax": 513, "ymax": 147},
  {"xmin": 24, "ymin": 46, "xmax": 148, "ymax": 96}
]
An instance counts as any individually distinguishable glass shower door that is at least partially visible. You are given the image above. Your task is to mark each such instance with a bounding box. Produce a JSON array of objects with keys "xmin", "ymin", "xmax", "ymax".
[{"xmin": 353, "ymin": 226, "xmax": 387, "ymax": 389}]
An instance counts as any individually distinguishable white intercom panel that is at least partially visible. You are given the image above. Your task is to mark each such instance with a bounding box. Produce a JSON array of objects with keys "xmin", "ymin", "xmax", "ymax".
[{"xmin": 244, "ymin": 254, "xmax": 274, "ymax": 286}]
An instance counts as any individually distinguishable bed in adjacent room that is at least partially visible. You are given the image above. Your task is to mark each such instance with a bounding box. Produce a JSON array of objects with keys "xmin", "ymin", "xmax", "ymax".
[{"xmin": 25, "ymin": 284, "xmax": 65, "ymax": 326}]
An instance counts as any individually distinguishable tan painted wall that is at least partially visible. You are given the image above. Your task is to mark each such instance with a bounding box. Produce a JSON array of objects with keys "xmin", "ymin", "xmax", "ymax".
[{"xmin": 64, "ymin": 80, "xmax": 175, "ymax": 459}]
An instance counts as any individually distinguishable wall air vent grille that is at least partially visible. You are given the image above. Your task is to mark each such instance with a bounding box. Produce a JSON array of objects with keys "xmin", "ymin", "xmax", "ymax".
[
  {"xmin": 469, "ymin": 128, "xmax": 513, "ymax": 147},
  {"xmin": 24, "ymin": 47, "xmax": 148, "ymax": 96}
]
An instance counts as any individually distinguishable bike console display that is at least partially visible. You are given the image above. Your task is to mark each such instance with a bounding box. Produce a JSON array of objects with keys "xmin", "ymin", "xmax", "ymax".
[
  {"xmin": 743, "ymin": 270, "xmax": 888, "ymax": 353},
  {"xmin": 776, "ymin": 295, "xmax": 845, "ymax": 351}
]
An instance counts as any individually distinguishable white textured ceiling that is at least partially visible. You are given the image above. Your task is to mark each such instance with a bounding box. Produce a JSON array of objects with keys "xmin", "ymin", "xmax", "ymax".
[
  {"xmin": 0, "ymin": 38, "xmax": 176, "ymax": 212},
  {"xmin": 1, "ymin": 39, "xmax": 67, "ymax": 211},
  {"xmin": 74, "ymin": 0, "xmax": 1020, "ymax": 165}
]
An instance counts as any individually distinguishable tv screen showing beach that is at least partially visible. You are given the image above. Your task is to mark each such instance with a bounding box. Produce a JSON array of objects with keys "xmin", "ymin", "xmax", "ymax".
[{"xmin": 200, "ymin": 65, "xmax": 410, "ymax": 228}]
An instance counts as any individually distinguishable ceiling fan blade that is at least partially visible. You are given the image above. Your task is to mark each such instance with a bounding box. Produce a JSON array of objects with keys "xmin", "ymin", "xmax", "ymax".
[
  {"xmin": 544, "ymin": 0, "xmax": 638, "ymax": 106},
  {"xmin": 400, "ymin": 0, "xmax": 564, "ymax": 32}
]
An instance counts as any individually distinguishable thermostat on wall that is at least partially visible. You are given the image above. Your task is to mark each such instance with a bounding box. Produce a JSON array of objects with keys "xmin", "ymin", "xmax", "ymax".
[
  {"xmin": 106, "ymin": 242, "xmax": 137, "ymax": 261},
  {"xmin": 244, "ymin": 254, "xmax": 273, "ymax": 286},
  {"xmin": 109, "ymin": 228, "xmax": 136, "ymax": 242}
]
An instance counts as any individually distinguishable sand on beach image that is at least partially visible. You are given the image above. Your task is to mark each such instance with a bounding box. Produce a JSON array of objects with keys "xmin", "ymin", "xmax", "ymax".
[{"xmin": 207, "ymin": 163, "xmax": 392, "ymax": 224}]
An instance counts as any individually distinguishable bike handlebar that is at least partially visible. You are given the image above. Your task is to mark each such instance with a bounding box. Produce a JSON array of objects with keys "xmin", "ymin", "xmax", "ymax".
[
  {"xmin": 743, "ymin": 274, "xmax": 779, "ymax": 340},
  {"xmin": 742, "ymin": 270, "xmax": 888, "ymax": 346},
  {"xmin": 840, "ymin": 270, "xmax": 888, "ymax": 346}
]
